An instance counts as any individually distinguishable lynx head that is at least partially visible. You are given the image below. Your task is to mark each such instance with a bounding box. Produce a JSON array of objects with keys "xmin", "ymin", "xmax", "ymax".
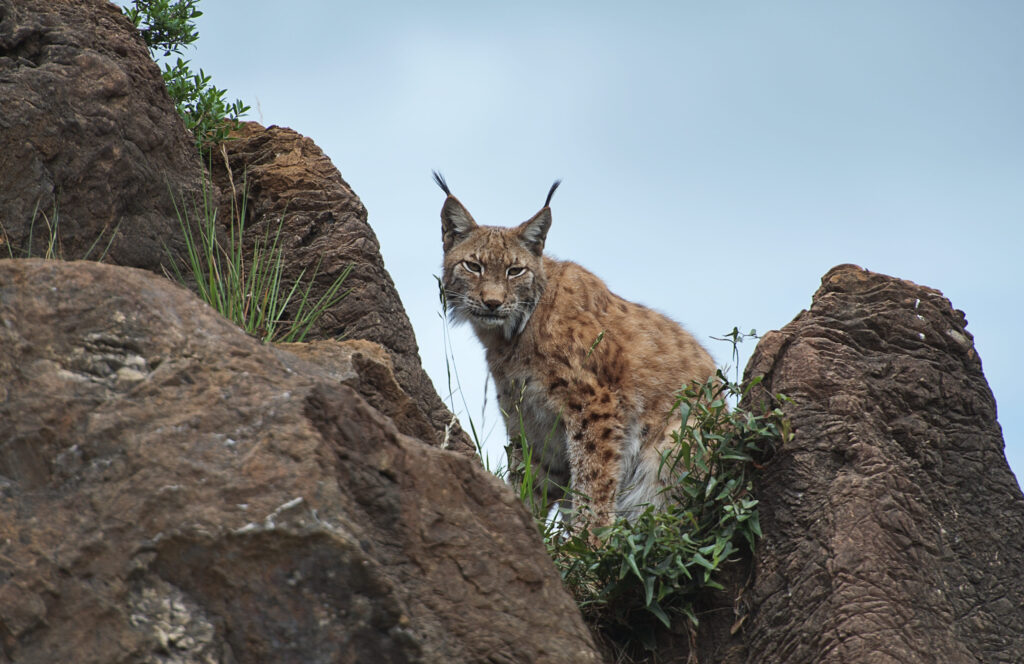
[{"xmin": 435, "ymin": 171, "xmax": 560, "ymax": 340}]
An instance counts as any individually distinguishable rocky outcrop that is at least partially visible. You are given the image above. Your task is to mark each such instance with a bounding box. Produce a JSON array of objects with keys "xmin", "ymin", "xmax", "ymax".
[
  {"xmin": 738, "ymin": 264, "xmax": 1024, "ymax": 663},
  {"xmin": 0, "ymin": 259, "xmax": 602, "ymax": 663},
  {"xmin": 0, "ymin": 0, "xmax": 466, "ymax": 453},
  {"xmin": 208, "ymin": 123, "xmax": 473, "ymax": 454},
  {"xmin": 0, "ymin": 0, "xmax": 206, "ymax": 269}
]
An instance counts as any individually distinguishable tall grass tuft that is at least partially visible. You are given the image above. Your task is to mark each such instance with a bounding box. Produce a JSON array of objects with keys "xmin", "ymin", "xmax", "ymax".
[{"xmin": 167, "ymin": 183, "xmax": 351, "ymax": 343}]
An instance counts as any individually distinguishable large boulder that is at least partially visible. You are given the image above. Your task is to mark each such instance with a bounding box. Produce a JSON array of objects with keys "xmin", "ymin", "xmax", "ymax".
[
  {"xmin": 739, "ymin": 264, "xmax": 1024, "ymax": 663},
  {"xmin": 0, "ymin": 0, "xmax": 206, "ymax": 269},
  {"xmin": 0, "ymin": 258, "xmax": 602, "ymax": 663}
]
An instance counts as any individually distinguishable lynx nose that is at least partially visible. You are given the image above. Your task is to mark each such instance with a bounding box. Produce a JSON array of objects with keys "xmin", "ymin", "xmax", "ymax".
[{"xmin": 483, "ymin": 297, "xmax": 502, "ymax": 311}]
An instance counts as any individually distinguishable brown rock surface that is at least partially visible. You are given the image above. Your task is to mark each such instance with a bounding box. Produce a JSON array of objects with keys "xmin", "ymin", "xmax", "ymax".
[
  {"xmin": 279, "ymin": 339, "xmax": 438, "ymax": 445},
  {"xmin": 738, "ymin": 264, "xmax": 1024, "ymax": 663},
  {"xmin": 0, "ymin": 0, "xmax": 206, "ymax": 269},
  {"xmin": 209, "ymin": 122, "xmax": 473, "ymax": 454},
  {"xmin": 0, "ymin": 259, "xmax": 601, "ymax": 664}
]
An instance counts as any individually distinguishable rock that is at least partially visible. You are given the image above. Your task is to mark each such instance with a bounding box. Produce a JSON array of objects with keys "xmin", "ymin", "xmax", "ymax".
[
  {"xmin": 0, "ymin": 0, "xmax": 206, "ymax": 269},
  {"xmin": 739, "ymin": 264, "xmax": 1024, "ymax": 663},
  {"xmin": 278, "ymin": 339, "xmax": 439, "ymax": 446},
  {"xmin": 0, "ymin": 259, "xmax": 601, "ymax": 664},
  {"xmin": 208, "ymin": 123, "xmax": 472, "ymax": 454}
]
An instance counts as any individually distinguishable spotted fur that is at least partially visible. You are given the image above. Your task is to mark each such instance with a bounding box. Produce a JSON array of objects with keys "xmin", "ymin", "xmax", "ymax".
[{"xmin": 437, "ymin": 175, "xmax": 716, "ymax": 526}]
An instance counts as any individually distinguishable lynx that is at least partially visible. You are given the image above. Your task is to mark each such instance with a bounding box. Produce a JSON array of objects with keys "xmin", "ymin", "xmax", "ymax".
[{"xmin": 435, "ymin": 172, "xmax": 716, "ymax": 527}]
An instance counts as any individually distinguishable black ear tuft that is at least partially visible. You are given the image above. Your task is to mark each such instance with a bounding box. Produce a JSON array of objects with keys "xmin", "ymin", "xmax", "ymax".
[
  {"xmin": 432, "ymin": 170, "xmax": 452, "ymax": 196},
  {"xmin": 544, "ymin": 179, "xmax": 562, "ymax": 208}
]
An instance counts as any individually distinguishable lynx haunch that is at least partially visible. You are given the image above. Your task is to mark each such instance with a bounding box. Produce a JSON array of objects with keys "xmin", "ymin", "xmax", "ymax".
[{"xmin": 435, "ymin": 172, "xmax": 716, "ymax": 527}]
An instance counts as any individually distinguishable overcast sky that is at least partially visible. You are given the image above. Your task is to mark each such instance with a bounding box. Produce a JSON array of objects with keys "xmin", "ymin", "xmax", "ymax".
[{"xmin": 182, "ymin": 1, "xmax": 1023, "ymax": 486}]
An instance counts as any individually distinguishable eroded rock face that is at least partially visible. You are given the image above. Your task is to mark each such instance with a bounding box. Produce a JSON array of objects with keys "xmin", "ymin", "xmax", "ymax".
[
  {"xmin": 0, "ymin": 259, "xmax": 601, "ymax": 664},
  {"xmin": 740, "ymin": 264, "xmax": 1024, "ymax": 663},
  {"xmin": 209, "ymin": 123, "xmax": 473, "ymax": 454},
  {"xmin": 0, "ymin": 0, "xmax": 206, "ymax": 269}
]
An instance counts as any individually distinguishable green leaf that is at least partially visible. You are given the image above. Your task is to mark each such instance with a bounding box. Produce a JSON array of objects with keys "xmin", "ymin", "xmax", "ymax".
[
  {"xmin": 648, "ymin": 601, "xmax": 672, "ymax": 629},
  {"xmin": 643, "ymin": 574, "xmax": 655, "ymax": 607},
  {"xmin": 676, "ymin": 400, "xmax": 691, "ymax": 424},
  {"xmin": 625, "ymin": 550, "xmax": 642, "ymax": 581},
  {"xmin": 681, "ymin": 605, "xmax": 699, "ymax": 626},
  {"xmin": 692, "ymin": 552, "xmax": 715, "ymax": 571}
]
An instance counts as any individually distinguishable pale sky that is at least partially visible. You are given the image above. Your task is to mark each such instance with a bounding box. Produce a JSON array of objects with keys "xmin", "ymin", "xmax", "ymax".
[{"xmin": 182, "ymin": 1, "xmax": 1022, "ymax": 486}]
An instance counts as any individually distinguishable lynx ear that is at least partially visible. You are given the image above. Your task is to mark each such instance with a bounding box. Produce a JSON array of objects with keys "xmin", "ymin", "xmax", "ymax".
[
  {"xmin": 435, "ymin": 171, "xmax": 478, "ymax": 251},
  {"xmin": 441, "ymin": 196, "xmax": 478, "ymax": 252},
  {"xmin": 516, "ymin": 179, "xmax": 560, "ymax": 255},
  {"xmin": 516, "ymin": 207, "xmax": 551, "ymax": 256}
]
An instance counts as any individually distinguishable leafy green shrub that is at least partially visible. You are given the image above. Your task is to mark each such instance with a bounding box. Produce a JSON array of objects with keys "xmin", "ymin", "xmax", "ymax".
[
  {"xmin": 544, "ymin": 373, "xmax": 788, "ymax": 654},
  {"xmin": 123, "ymin": 0, "xmax": 250, "ymax": 153},
  {"xmin": 122, "ymin": 0, "xmax": 200, "ymax": 56},
  {"xmin": 167, "ymin": 183, "xmax": 352, "ymax": 343}
]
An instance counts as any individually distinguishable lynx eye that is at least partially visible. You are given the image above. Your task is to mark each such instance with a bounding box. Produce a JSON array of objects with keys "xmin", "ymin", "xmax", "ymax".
[
  {"xmin": 506, "ymin": 266, "xmax": 527, "ymax": 278},
  {"xmin": 462, "ymin": 260, "xmax": 483, "ymax": 275}
]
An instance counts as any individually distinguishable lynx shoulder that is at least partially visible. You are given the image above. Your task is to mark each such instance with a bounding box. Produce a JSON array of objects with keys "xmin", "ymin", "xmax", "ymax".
[{"xmin": 435, "ymin": 172, "xmax": 716, "ymax": 525}]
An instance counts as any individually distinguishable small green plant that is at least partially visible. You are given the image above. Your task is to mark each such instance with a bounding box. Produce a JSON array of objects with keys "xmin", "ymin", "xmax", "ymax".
[
  {"xmin": 123, "ymin": 0, "xmax": 250, "ymax": 153},
  {"xmin": 122, "ymin": 0, "xmax": 200, "ymax": 56},
  {"xmin": 26, "ymin": 201, "xmax": 61, "ymax": 260},
  {"xmin": 167, "ymin": 183, "xmax": 351, "ymax": 343},
  {"xmin": 712, "ymin": 326, "xmax": 760, "ymax": 388}
]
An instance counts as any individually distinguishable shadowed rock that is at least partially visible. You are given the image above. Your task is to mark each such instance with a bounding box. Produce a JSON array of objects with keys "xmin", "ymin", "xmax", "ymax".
[{"xmin": 0, "ymin": 0, "xmax": 206, "ymax": 268}]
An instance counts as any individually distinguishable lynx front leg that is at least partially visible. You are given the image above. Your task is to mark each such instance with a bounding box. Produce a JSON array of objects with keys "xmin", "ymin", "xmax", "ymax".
[{"xmin": 562, "ymin": 385, "xmax": 625, "ymax": 531}]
